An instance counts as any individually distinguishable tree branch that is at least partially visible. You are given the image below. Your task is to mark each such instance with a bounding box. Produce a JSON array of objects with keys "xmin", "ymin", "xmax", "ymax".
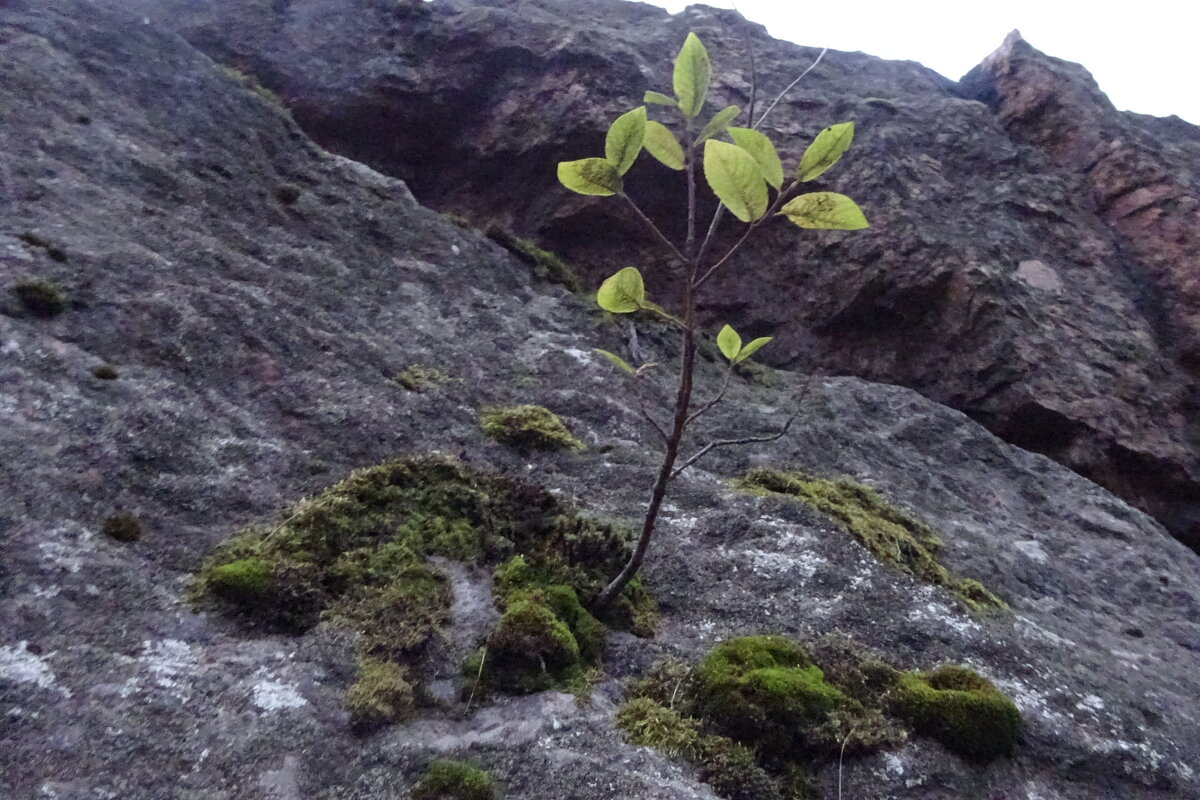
[
  {"xmin": 686, "ymin": 363, "xmax": 734, "ymax": 427},
  {"xmin": 753, "ymin": 47, "xmax": 828, "ymax": 131},
  {"xmin": 620, "ymin": 192, "xmax": 689, "ymax": 270},
  {"xmin": 672, "ymin": 407, "xmax": 800, "ymax": 479}
]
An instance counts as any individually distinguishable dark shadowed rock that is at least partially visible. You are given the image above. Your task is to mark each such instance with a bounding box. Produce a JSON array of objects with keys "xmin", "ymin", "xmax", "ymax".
[
  {"xmin": 2, "ymin": 2, "xmax": 1199, "ymax": 799},
  {"xmin": 114, "ymin": 0, "xmax": 1200, "ymax": 550}
]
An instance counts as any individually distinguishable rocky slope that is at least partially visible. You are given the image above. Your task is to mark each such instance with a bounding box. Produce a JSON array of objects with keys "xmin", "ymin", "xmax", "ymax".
[
  {"xmin": 118, "ymin": 0, "xmax": 1200, "ymax": 550},
  {"xmin": 2, "ymin": 1, "xmax": 1199, "ymax": 799}
]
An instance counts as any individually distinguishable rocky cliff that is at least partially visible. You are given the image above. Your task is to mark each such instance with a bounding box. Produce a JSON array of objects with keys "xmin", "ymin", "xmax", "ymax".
[
  {"xmin": 2, "ymin": 1, "xmax": 1199, "ymax": 799},
  {"xmin": 117, "ymin": 0, "xmax": 1200, "ymax": 550}
]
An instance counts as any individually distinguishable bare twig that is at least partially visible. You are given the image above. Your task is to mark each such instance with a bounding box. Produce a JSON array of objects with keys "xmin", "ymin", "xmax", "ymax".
[
  {"xmin": 694, "ymin": 177, "xmax": 798, "ymax": 290},
  {"xmin": 637, "ymin": 383, "xmax": 670, "ymax": 443},
  {"xmin": 620, "ymin": 192, "xmax": 689, "ymax": 269},
  {"xmin": 686, "ymin": 363, "xmax": 734, "ymax": 427},
  {"xmin": 838, "ymin": 726, "xmax": 855, "ymax": 800},
  {"xmin": 466, "ymin": 646, "xmax": 487, "ymax": 713},
  {"xmin": 754, "ymin": 47, "xmax": 828, "ymax": 130},
  {"xmin": 672, "ymin": 408, "xmax": 800, "ymax": 479}
]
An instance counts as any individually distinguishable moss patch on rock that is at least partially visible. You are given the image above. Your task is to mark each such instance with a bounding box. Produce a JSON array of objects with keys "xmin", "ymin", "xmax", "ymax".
[
  {"xmin": 13, "ymin": 279, "xmax": 67, "ymax": 317},
  {"xmin": 480, "ymin": 404, "xmax": 585, "ymax": 452},
  {"xmin": 196, "ymin": 456, "xmax": 652, "ymax": 720},
  {"xmin": 101, "ymin": 512, "xmax": 141, "ymax": 543},
  {"xmin": 485, "ymin": 226, "xmax": 582, "ymax": 292},
  {"xmin": 618, "ymin": 634, "xmax": 1019, "ymax": 800},
  {"xmin": 894, "ymin": 665, "xmax": 1021, "ymax": 761},
  {"xmin": 735, "ymin": 468, "xmax": 1005, "ymax": 611},
  {"xmin": 394, "ymin": 364, "xmax": 450, "ymax": 392},
  {"xmin": 346, "ymin": 657, "xmax": 415, "ymax": 730},
  {"xmin": 411, "ymin": 759, "xmax": 499, "ymax": 800}
]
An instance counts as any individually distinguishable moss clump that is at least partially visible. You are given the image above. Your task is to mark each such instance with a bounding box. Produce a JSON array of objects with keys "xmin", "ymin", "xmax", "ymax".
[
  {"xmin": 221, "ymin": 65, "xmax": 293, "ymax": 119},
  {"xmin": 197, "ymin": 456, "xmax": 651, "ymax": 722},
  {"xmin": 622, "ymin": 637, "xmax": 1020, "ymax": 800},
  {"xmin": 394, "ymin": 364, "xmax": 450, "ymax": 392},
  {"xmin": 894, "ymin": 665, "xmax": 1021, "ymax": 761},
  {"xmin": 470, "ymin": 555, "xmax": 612, "ymax": 694},
  {"xmin": 486, "ymin": 226, "xmax": 582, "ymax": 292},
  {"xmin": 18, "ymin": 232, "xmax": 68, "ymax": 262},
  {"xmin": 693, "ymin": 636, "xmax": 878, "ymax": 757},
  {"xmin": 346, "ymin": 658, "xmax": 415, "ymax": 730},
  {"xmin": 101, "ymin": 513, "xmax": 141, "ymax": 543},
  {"xmin": 411, "ymin": 760, "xmax": 498, "ymax": 800},
  {"xmin": 274, "ymin": 183, "xmax": 302, "ymax": 205},
  {"xmin": 736, "ymin": 469, "xmax": 1005, "ymax": 611},
  {"xmin": 206, "ymin": 557, "xmax": 272, "ymax": 603},
  {"xmin": 13, "ymin": 280, "xmax": 67, "ymax": 318},
  {"xmin": 91, "ymin": 364, "xmax": 119, "ymax": 380},
  {"xmin": 480, "ymin": 405, "xmax": 584, "ymax": 452},
  {"xmin": 615, "ymin": 698, "xmax": 791, "ymax": 800}
]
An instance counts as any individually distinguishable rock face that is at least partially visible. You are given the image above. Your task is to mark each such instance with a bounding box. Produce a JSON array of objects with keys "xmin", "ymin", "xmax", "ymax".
[
  {"xmin": 116, "ymin": 0, "xmax": 1200, "ymax": 550},
  {"xmin": 2, "ymin": 2, "xmax": 1200, "ymax": 800}
]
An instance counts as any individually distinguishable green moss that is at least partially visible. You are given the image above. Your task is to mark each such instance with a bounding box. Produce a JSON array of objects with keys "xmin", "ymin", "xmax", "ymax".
[
  {"xmin": 13, "ymin": 280, "xmax": 67, "ymax": 317},
  {"xmin": 693, "ymin": 636, "xmax": 865, "ymax": 757},
  {"xmin": 91, "ymin": 364, "xmax": 119, "ymax": 380},
  {"xmin": 101, "ymin": 513, "xmax": 141, "ymax": 543},
  {"xmin": 480, "ymin": 405, "xmax": 585, "ymax": 452},
  {"xmin": 894, "ymin": 666, "xmax": 1021, "ymax": 761},
  {"xmin": 486, "ymin": 226, "xmax": 582, "ymax": 292},
  {"xmin": 735, "ymin": 469, "xmax": 1005, "ymax": 611},
  {"xmin": 394, "ymin": 364, "xmax": 450, "ymax": 392},
  {"xmin": 411, "ymin": 759, "xmax": 499, "ymax": 800},
  {"xmin": 196, "ymin": 456, "xmax": 653, "ymax": 723},
  {"xmin": 470, "ymin": 557, "xmax": 609, "ymax": 694},
  {"xmin": 615, "ymin": 698, "xmax": 793, "ymax": 800},
  {"xmin": 18, "ymin": 232, "xmax": 68, "ymax": 262},
  {"xmin": 205, "ymin": 557, "xmax": 272, "ymax": 604},
  {"xmin": 346, "ymin": 658, "xmax": 414, "ymax": 730},
  {"xmin": 221, "ymin": 65, "xmax": 293, "ymax": 119}
]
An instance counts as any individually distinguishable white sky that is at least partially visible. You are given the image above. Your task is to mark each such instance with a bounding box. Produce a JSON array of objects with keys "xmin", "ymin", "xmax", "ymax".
[{"xmin": 629, "ymin": 0, "xmax": 1200, "ymax": 124}]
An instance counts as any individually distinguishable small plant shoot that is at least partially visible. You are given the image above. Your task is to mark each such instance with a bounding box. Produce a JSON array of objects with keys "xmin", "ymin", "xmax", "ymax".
[{"xmin": 555, "ymin": 32, "xmax": 869, "ymax": 607}]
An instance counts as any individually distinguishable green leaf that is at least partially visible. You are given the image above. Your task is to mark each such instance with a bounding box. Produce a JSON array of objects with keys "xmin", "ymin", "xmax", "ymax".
[
  {"xmin": 733, "ymin": 336, "xmax": 772, "ymax": 364},
  {"xmin": 717, "ymin": 324, "xmax": 742, "ymax": 361},
  {"xmin": 644, "ymin": 91, "xmax": 677, "ymax": 107},
  {"xmin": 557, "ymin": 158, "xmax": 623, "ymax": 196},
  {"xmin": 796, "ymin": 121, "xmax": 854, "ymax": 182},
  {"xmin": 593, "ymin": 349, "xmax": 636, "ymax": 374},
  {"xmin": 605, "ymin": 106, "xmax": 647, "ymax": 176},
  {"xmin": 778, "ymin": 192, "xmax": 869, "ymax": 230},
  {"xmin": 694, "ymin": 105, "xmax": 740, "ymax": 145},
  {"xmin": 728, "ymin": 126, "xmax": 784, "ymax": 190},
  {"xmin": 596, "ymin": 267, "xmax": 646, "ymax": 313},
  {"xmin": 703, "ymin": 139, "xmax": 769, "ymax": 223},
  {"xmin": 644, "ymin": 120, "xmax": 685, "ymax": 170},
  {"xmin": 673, "ymin": 32, "xmax": 711, "ymax": 118}
]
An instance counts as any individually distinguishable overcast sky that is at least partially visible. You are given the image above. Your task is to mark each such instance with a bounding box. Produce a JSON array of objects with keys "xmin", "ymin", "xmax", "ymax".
[{"xmin": 628, "ymin": 0, "xmax": 1199, "ymax": 124}]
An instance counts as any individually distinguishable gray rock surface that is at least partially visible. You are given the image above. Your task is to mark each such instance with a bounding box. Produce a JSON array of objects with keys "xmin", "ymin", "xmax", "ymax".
[
  {"xmin": 2, "ymin": 2, "xmax": 1199, "ymax": 799},
  {"xmin": 116, "ymin": 0, "xmax": 1200, "ymax": 550}
]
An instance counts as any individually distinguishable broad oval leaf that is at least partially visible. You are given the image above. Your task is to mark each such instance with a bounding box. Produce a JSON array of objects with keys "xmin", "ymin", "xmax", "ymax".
[
  {"xmin": 733, "ymin": 336, "xmax": 772, "ymax": 364},
  {"xmin": 644, "ymin": 121, "xmax": 685, "ymax": 170},
  {"xmin": 728, "ymin": 126, "xmax": 784, "ymax": 190},
  {"xmin": 796, "ymin": 121, "xmax": 854, "ymax": 182},
  {"xmin": 644, "ymin": 91, "xmax": 677, "ymax": 107},
  {"xmin": 703, "ymin": 140, "xmax": 769, "ymax": 223},
  {"xmin": 596, "ymin": 267, "xmax": 646, "ymax": 313},
  {"xmin": 557, "ymin": 158, "xmax": 623, "ymax": 196},
  {"xmin": 694, "ymin": 105, "xmax": 740, "ymax": 146},
  {"xmin": 605, "ymin": 106, "xmax": 647, "ymax": 176},
  {"xmin": 673, "ymin": 32, "xmax": 711, "ymax": 119},
  {"xmin": 593, "ymin": 348, "xmax": 636, "ymax": 374},
  {"xmin": 778, "ymin": 192, "xmax": 869, "ymax": 230},
  {"xmin": 717, "ymin": 324, "xmax": 742, "ymax": 361}
]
